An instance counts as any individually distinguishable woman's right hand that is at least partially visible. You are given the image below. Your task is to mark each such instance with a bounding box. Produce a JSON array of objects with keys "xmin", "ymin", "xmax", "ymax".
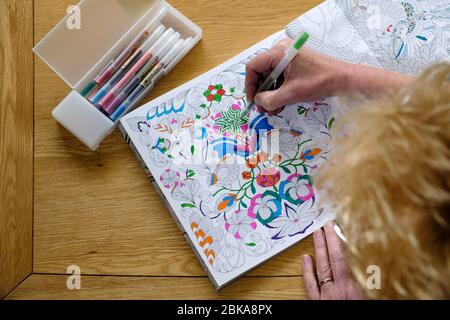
[
  {"xmin": 245, "ymin": 39, "xmax": 351, "ymax": 114},
  {"xmin": 245, "ymin": 39, "xmax": 414, "ymax": 115}
]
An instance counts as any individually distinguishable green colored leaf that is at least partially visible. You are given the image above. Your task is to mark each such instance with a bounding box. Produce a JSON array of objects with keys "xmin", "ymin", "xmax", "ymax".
[
  {"xmin": 240, "ymin": 202, "xmax": 248, "ymax": 209},
  {"xmin": 245, "ymin": 242, "xmax": 256, "ymax": 247},
  {"xmin": 297, "ymin": 107, "xmax": 306, "ymax": 115},
  {"xmin": 181, "ymin": 203, "xmax": 196, "ymax": 208},
  {"xmin": 281, "ymin": 166, "xmax": 292, "ymax": 174},
  {"xmin": 187, "ymin": 169, "xmax": 195, "ymax": 178},
  {"xmin": 191, "ymin": 145, "xmax": 195, "ymax": 155},
  {"xmin": 328, "ymin": 117, "xmax": 335, "ymax": 129},
  {"xmin": 250, "ymin": 184, "xmax": 256, "ymax": 194}
]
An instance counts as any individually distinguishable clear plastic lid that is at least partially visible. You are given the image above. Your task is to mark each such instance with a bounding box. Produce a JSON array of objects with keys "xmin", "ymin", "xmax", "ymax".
[{"xmin": 34, "ymin": 0, "xmax": 159, "ymax": 88}]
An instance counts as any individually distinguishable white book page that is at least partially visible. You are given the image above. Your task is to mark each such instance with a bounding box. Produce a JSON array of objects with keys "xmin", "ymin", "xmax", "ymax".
[
  {"xmin": 120, "ymin": 0, "xmax": 450, "ymax": 288},
  {"xmin": 120, "ymin": 30, "xmax": 339, "ymax": 288}
]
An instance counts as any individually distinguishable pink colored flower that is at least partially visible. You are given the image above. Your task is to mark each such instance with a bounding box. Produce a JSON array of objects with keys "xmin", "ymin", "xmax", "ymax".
[{"xmin": 225, "ymin": 210, "xmax": 257, "ymax": 239}]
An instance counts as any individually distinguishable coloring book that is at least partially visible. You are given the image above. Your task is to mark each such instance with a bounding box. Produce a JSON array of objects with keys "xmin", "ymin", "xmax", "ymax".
[{"xmin": 119, "ymin": 0, "xmax": 450, "ymax": 289}]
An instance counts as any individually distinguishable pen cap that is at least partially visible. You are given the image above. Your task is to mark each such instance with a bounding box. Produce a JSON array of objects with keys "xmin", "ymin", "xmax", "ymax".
[
  {"xmin": 154, "ymin": 32, "xmax": 181, "ymax": 58},
  {"xmin": 142, "ymin": 38, "xmax": 189, "ymax": 90},
  {"xmin": 160, "ymin": 38, "xmax": 187, "ymax": 66},
  {"xmin": 147, "ymin": 28, "xmax": 175, "ymax": 54}
]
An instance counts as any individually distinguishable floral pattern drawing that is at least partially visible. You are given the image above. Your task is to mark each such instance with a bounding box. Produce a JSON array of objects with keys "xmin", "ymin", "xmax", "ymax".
[
  {"xmin": 286, "ymin": 0, "xmax": 450, "ymax": 74},
  {"xmin": 123, "ymin": 39, "xmax": 335, "ymax": 284},
  {"xmin": 120, "ymin": 1, "xmax": 448, "ymax": 287}
]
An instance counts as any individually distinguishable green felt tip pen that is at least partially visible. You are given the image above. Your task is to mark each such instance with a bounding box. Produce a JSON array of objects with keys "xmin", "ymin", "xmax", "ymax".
[{"xmin": 241, "ymin": 32, "xmax": 310, "ymax": 118}]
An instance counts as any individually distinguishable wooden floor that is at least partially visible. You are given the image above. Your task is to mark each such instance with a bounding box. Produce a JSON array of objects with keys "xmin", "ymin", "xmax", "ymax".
[{"xmin": 2, "ymin": 0, "xmax": 322, "ymax": 299}]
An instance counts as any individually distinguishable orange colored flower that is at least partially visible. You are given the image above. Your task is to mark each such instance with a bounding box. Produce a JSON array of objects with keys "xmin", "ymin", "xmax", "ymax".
[
  {"xmin": 246, "ymin": 157, "xmax": 258, "ymax": 169},
  {"xmin": 242, "ymin": 171, "xmax": 252, "ymax": 180}
]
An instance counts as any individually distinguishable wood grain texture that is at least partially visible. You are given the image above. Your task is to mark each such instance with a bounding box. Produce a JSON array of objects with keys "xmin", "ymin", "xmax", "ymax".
[
  {"xmin": 0, "ymin": 0, "xmax": 34, "ymax": 298},
  {"xmin": 6, "ymin": 274, "xmax": 306, "ymax": 300},
  {"xmin": 30, "ymin": 0, "xmax": 322, "ymax": 298}
]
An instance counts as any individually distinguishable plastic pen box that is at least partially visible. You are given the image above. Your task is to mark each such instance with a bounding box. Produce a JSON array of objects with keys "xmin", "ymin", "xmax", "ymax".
[{"xmin": 34, "ymin": 0, "xmax": 202, "ymax": 151}]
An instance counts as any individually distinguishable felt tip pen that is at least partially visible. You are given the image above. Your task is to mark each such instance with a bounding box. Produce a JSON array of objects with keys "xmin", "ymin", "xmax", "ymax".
[
  {"xmin": 110, "ymin": 38, "xmax": 188, "ymax": 122},
  {"xmin": 241, "ymin": 32, "xmax": 310, "ymax": 118},
  {"xmin": 81, "ymin": 29, "xmax": 149, "ymax": 97},
  {"xmin": 104, "ymin": 32, "xmax": 181, "ymax": 115},
  {"xmin": 80, "ymin": 10, "xmax": 168, "ymax": 98},
  {"xmin": 90, "ymin": 25, "xmax": 166, "ymax": 105},
  {"xmin": 81, "ymin": 7, "xmax": 168, "ymax": 98},
  {"xmin": 98, "ymin": 28, "xmax": 175, "ymax": 110}
]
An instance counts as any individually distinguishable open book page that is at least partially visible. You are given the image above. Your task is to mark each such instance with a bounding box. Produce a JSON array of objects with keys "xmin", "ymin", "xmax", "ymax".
[
  {"xmin": 337, "ymin": 0, "xmax": 450, "ymax": 73},
  {"xmin": 286, "ymin": 0, "xmax": 382, "ymax": 67},
  {"xmin": 119, "ymin": 0, "xmax": 449, "ymax": 289},
  {"xmin": 288, "ymin": 0, "xmax": 450, "ymax": 73},
  {"xmin": 120, "ymin": 30, "xmax": 338, "ymax": 289}
]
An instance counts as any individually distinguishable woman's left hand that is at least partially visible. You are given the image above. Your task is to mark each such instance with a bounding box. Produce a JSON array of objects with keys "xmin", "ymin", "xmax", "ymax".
[{"xmin": 302, "ymin": 221, "xmax": 365, "ymax": 300}]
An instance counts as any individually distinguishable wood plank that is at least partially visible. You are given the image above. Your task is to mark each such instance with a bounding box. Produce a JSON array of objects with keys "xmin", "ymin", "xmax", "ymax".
[
  {"xmin": 0, "ymin": 0, "xmax": 34, "ymax": 298},
  {"xmin": 33, "ymin": 0, "xmax": 320, "ymax": 279},
  {"xmin": 6, "ymin": 274, "xmax": 306, "ymax": 300}
]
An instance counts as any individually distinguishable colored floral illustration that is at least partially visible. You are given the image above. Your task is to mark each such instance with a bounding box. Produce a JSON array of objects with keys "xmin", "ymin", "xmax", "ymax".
[
  {"xmin": 246, "ymin": 157, "xmax": 258, "ymax": 169},
  {"xmin": 190, "ymin": 212, "xmax": 224, "ymax": 266},
  {"xmin": 248, "ymin": 191, "xmax": 283, "ymax": 225},
  {"xmin": 256, "ymin": 168, "xmax": 281, "ymax": 188},
  {"xmin": 204, "ymin": 84, "xmax": 226, "ymax": 103},
  {"xmin": 160, "ymin": 169, "xmax": 181, "ymax": 189},
  {"xmin": 279, "ymin": 174, "xmax": 314, "ymax": 206},
  {"xmin": 216, "ymin": 193, "xmax": 238, "ymax": 212},
  {"xmin": 241, "ymin": 231, "xmax": 273, "ymax": 256},
  {"xmin": 126, "ymin": 43, "xmax": 335, "ymax": 276},
  {"xmin": 242, "ymin": 171, "xmax": 252, "ymax": 180},
  {"xmin": 299, "ymin": 148, "xmax": 322, "ymax": 161},
  {"xmin": 152, "ymin": 137, "xmax": 171, "ymax": 154},
  {"xmin": 194, "ymin": 159, "xmax": 240, "ymax": 188},
  {"xmin": 213, "ymin": 104, "xmax": 249, "ymax": 135},
  {"xmin": 278, "ymin": 129, "xmax": 303, "ymax": 158},
  {"xmin": 268, "ymin": 201, "xmax": 319, "ymax": 240},
  {"xmin": 224, "ymin": 210, "xmax": 257, "ymax": 239}
]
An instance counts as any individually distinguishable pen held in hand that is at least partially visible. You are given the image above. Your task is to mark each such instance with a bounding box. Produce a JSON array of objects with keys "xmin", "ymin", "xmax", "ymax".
[{"xmin": 241, "ymin": 32, "xmax": 310, "ymax": 119}]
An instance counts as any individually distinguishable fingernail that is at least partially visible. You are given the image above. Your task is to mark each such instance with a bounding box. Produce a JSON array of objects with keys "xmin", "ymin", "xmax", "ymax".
[
  {"xmin": 325, "ymin": 221, "xmax": 334, "ymax": 229},
  {"xmin": 302, "ymin": 254, "xmax": 310, "ymax": 261}
]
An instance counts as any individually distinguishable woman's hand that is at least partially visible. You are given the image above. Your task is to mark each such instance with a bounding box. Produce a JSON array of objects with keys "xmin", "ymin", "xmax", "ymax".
[
  {"xmin": 302, "ymin": 221, "xmax": 365, "ymax": 300},
  {"xmin": 245, "ymin": 39, "xmax": 351, "ymax": 114},
  {"xmin": 245, "ymin": 39, "xmax": 414, "ymax": 114}
]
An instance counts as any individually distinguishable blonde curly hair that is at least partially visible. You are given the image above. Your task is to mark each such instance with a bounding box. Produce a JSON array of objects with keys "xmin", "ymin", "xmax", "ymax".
[{"xmin": 318, "ymin": 62, "xmax": 450, "ymax": 299}]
